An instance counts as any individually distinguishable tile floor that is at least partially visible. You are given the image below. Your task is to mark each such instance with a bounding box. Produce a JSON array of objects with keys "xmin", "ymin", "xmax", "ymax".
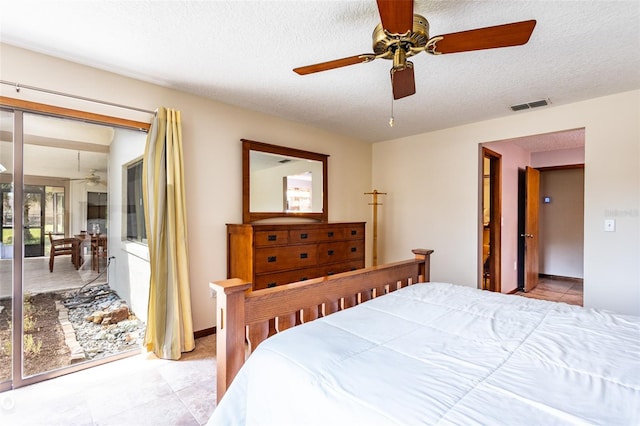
[
  {"xmin": 0, "ymin": 334, "xmax": 217, "ymax": 426},
  {"xmin": 0, "ymin": 256, "xmax": 107, "ymax": 298},
  {"xmin": 515, "ymin": 276, "xmax": 583, "ymax": 306}
]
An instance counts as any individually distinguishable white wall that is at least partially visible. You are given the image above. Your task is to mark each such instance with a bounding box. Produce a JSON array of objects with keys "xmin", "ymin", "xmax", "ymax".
[
  {"xmin": 1, "ymin": 43, "xmax": 373, "ymax": 331},
  {"xmin": 373, "ymin": 90, "xmax": 640, "ymax": 316},
  {"xmin": 108, "ymin": 127, "xmax": 149, "ymax": 321}
]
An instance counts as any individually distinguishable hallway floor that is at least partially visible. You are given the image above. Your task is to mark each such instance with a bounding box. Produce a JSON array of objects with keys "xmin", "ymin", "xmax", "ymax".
[
  {"xmin": 0, "ymin": 334, "xmax": 217, "ymax": 425},
  {"xmin": 515, "ymin": 275, "xmax": 583, "ymax": 306}
]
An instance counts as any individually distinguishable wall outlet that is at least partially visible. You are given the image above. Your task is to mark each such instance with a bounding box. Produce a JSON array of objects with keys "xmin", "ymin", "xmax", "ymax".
[{"xmin": 604, "ymin": 219, "xmax": 615, "ymax": 232}]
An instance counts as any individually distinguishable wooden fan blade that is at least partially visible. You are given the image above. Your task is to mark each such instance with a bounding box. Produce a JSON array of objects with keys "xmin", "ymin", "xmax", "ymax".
[
  {"xmin": 293, "ymin": 54, "xmax": 375, "ymax": 75},
  {"xmin": 376, "ymin": 0, "xmax": 414, "ymax": 34},
  {"xmin": 391, "ymin": 65, "xmax": 415, "ymax": 100},
  {"xmin": 430, "ymin": 20, "xmax": 536, "ymax": 54}
]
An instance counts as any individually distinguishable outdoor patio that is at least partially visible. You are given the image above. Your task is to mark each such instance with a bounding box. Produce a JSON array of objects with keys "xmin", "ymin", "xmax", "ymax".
[{"xmin": 0, "ymin": 254, "xmax": 108, "ymax": 298}]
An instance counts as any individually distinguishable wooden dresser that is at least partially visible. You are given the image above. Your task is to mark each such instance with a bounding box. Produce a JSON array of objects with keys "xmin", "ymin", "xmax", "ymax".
[{"xmin": 227, "ymin": 222, "xmax": 366, "ymax": 290}]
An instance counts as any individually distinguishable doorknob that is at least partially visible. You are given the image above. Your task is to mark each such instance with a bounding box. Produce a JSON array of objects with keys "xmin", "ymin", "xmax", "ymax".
[{"xmin": 520, "ymin": 233, "xmax": 534, "ymax": 238}]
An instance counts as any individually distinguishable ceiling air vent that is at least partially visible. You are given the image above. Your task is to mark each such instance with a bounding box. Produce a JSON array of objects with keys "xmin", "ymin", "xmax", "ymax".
[{"xmin": 510, "ymin": 99, "xmax": 550, "ymax": 111}]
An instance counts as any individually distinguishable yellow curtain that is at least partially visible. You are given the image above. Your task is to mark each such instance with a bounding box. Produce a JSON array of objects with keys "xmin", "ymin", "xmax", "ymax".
[{"xmin": 142, "ymin": 107, "xmax": 195, "ymax": 359}]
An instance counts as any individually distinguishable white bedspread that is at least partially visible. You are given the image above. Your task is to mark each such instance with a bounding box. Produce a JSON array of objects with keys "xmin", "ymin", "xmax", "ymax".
[{"xmin": 209, "ymin": 282, "xmax": 640, "ymax": 425}]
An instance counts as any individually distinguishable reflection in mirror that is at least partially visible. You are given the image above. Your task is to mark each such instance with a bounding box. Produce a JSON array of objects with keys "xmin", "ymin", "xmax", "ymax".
[
  {"xmin": 249, "ymin": 150, "xmax": 323, "ymax": 213},
  {"xmin": 243, "ymin": 139, "xmax": 328, "ymax": 223},
  {"xmin": 285, "ymin": 172, "xmax": 312, "ymax": 212}
]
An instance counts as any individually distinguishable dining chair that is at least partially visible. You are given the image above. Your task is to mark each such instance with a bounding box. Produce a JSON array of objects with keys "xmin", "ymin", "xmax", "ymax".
[
  {"xmin": 48, "ymin": 232, "xmax": 79, "ymax": 272},
  {"xmin": 91, "ymin": 235, "xmax": 108, "ymax": 273}
]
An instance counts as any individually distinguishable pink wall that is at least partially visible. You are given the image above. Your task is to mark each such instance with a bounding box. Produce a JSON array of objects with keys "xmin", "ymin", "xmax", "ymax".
[
  {"xmin": 532, "ymin": 147, "xmax": 584, "ymax": 168},
  {"xmin": 482, "ymin": 141, "xmax": 530, "ymax": 292}
]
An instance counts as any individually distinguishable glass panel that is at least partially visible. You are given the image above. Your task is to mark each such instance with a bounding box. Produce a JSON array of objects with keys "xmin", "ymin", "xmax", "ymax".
[
  {"xmin": 126, "ymin": 160, "xmax": 145, "ymax": 242},
  {"xmin": 0, "ymin": 110, "xmax": 13, "ymax": 385},
  {"xmin": 24, "ymin": 187, "xmax": 44, "ymax": 258},
  {"xmin": 20, "ymin": 113, "xmax": 147, "ymax": 379},
  {"xmin": 47, "ymin": 186, "xmax": 65, "ymax": 235}
]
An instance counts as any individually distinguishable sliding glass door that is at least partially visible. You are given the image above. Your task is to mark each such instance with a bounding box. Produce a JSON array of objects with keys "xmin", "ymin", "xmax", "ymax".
[
  {"xmin": 0, "ymin": 107, "xmax": 148, "ymax": 391},
  {"xmin": 0, "ymin": 109, "xmax": 14, "ymax": 391}
]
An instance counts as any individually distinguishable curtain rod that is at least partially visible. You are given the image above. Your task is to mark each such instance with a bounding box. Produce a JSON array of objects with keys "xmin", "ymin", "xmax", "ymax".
[{"xmin": 0, "ymin": 80, "xmax": 155, "ymax": 115}]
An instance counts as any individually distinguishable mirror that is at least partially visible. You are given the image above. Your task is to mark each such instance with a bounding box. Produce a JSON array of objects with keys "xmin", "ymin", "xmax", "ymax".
[{"xmin": 242, "ymin": 139, "xmax": 328, "ymax": 223}]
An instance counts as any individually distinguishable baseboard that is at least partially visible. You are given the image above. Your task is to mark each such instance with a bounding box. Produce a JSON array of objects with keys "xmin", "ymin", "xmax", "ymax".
[
  {"xmin": 539, "ymin": 274, "xmax": 583, "ymax": 283},
  {"xmin": 194, "ymin": 326, "xmax": 216, "ymax": 339}
]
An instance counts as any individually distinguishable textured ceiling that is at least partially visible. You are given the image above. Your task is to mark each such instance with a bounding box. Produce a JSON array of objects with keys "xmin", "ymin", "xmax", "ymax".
[
  {"xmin": 511, "ymin": 128, "xmax": 585, "ymax": 153},
  {"xmin": 1, "ymin": 0, "xmax": 639, "ymax": 144}
]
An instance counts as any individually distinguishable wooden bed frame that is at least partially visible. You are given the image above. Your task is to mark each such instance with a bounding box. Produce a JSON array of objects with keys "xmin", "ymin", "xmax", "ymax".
[{"xmin": 210, "ymin": 248, "xmax": 434, "ymax": 402}]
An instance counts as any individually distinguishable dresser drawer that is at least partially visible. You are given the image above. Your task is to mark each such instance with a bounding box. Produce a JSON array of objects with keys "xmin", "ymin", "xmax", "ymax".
[
  {"xmin": 318, "ymin": 240, "xmax": 364, "ymax": 264},
  {"xmin": 318, "ymin": 241, "xmax": 344, "ymax": 264},
  {"xmin": 255, "ymin": 244, "xmax": 318, "ymax": 273},
  {"xmin": 288, "ymin": 228, "xmax": 326, "ymax": 244},
  {"xmin": 344, "ymin": 239, "xmax": 365, "ymax": 260},
  {"xmin": 254, "ymin": 267, "xmax": 319, "ymax": 290},
  {"xmin": 318, "ymin": 260, "xmax": 363, "ymax": 277},
  {"xmin": 343, "ymin": 224, "xmax": 365, "ymax": 240},
  {"xmin": 254, "ymin": 230, "xmax": 289, "ymax": 247}
]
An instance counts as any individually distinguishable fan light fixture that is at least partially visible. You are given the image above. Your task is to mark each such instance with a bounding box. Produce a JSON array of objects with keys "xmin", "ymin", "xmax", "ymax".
[{"xmin": 293, "ymin": 0, "xmax": 536, "ymax": 104}]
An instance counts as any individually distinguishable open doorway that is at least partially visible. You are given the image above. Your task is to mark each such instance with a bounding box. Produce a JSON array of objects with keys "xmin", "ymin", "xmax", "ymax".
[
  {"xmin": 481, "ymin": 147, "xmax": 501, "ymax": 292},
  {"xmin": 480, "ymin": 128, "xmax": 585, "ymax": 298},
  {"xmin": 516, "ymin": 165, "xmax": 584, "ymax": 305}
]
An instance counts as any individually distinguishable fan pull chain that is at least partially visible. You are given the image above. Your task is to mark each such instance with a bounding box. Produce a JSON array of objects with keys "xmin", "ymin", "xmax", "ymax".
[{"xmin": 389, "ymin": 97, "xmax": 395, "ymax": 127}]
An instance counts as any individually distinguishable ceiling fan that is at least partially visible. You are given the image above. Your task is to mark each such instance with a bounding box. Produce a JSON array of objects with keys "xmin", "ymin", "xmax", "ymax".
[
  {"xmin": 293, "ymin": 0, "xmax": 536, "ymax": 100},
  {"xmin": 71, "ymin": 169, "xmax": 103, "ymax": 187}
]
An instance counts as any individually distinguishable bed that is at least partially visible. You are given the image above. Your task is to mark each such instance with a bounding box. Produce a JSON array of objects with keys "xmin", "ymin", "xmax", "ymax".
[{"xmin": 209, "ymin": 249, "xmax": 639, "ymax": 425}]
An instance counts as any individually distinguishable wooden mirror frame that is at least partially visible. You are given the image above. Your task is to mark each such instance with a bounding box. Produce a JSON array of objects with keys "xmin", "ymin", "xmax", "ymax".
[{"xmin": 242, "ymin": 139, "xmax": 329, "ymax": 223}]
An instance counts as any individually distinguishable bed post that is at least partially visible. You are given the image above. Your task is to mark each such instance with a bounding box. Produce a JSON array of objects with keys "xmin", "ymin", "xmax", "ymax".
[
  {"xmin": 412, "ymin": 249, "xmax": 434, "ymax": 282},
  {"xmin": 210, "ymin": 278, "xmax": 251, "ymax": 403}
]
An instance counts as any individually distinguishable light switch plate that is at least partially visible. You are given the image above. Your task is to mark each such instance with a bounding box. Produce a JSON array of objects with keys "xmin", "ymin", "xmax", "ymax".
[{"xmin": 604, "ymin": 219, "xmax": 615, "ymax": 232}]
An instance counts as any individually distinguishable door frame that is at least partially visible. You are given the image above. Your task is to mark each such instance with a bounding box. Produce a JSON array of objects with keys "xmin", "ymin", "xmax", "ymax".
[{"xmin": 480, "ymin": 147, "xmax": 502, "ymax": 292}]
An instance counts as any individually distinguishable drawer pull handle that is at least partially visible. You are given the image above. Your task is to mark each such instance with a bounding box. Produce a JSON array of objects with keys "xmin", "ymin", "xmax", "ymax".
[
  {"xmin": 300, "ymin": 252, "xmax": 308, "ymax": 259},
  {"xmin": 267, "ymin": 234, "xmax": 277, "ymax": 241},
  {"xmin": 267, "ymin": 282, "xmax": 277, "ymax": 288},
  {"xmin": 351, "ymin": 230, "xmax": 357, "ymax": 236},
  {"xmin": 327, "ymin": 231, "xmax": 334, "ymax": 237},
  {"xmin": 327, "ymin": 271, "xmax": 335, "ymax": 276},
  {"xmin": 300, "ymin": 233, "xmax": 308, "ymax": 239},
  {"xmin": 351, "ymin": 267, "xmax": 357, "ymax": 271},
  {"xmin": 267, "ymin": 256, "xmax": 277, "ymax": 263},
  {"xmin": 327, "ymin": 250, "xmax": 334, "ymax": 256},
  {"xmin": 300, "ymin": 277, "xmax": 308, "ymax": 281},
  {"xmin": 351, "ymin": 247, "xmax": 357, "ymax": 252}
]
